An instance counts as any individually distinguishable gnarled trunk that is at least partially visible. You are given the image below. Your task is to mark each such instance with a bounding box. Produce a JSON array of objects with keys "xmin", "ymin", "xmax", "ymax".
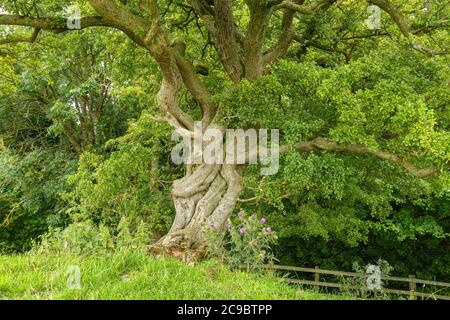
[
  {"xmin": 142, "ymin": 4, "xmax": 245, "ymax": 263},
  {"xmin": 150, "ymin": 163, "xmax": 243, "ymax": 262}
]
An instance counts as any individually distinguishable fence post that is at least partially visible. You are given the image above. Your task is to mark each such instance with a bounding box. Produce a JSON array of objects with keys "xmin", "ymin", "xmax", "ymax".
[
  {"xmin": 409, "ymin": 275, "xmax": 417, "ymax": 300},
  {"xmin": 314, "ymin": 266, "xmax": 320, "ymax": 292}
]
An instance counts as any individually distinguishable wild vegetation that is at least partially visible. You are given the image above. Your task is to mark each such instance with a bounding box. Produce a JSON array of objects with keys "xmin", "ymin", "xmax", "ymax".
[{"xmin": 0, "ymin": 0, "xmax": 449, "ymax": 299}]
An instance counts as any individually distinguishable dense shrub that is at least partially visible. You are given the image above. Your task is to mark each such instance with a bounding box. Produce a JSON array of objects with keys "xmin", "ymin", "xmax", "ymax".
[
  {"xmin": 64, "ymin": 111, "xmax": 176, "ymax": 241},
  {"xmin": 0, "ymin": 147, "xmax": 76, "ymax": 253},
  {"xmin": 32, "ymin": 217, "xmax": 149, "ymax": 255}
]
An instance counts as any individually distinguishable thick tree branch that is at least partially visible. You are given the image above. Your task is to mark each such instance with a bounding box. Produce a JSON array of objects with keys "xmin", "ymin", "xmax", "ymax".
[
  {"xmin": 189, "ymin": 0, "xmax": 217, "ymax": 36},
  {"xmin": 189, "ymin": 0, "xmax": 245, "ymax": 45},
  {"xmin": 291, "ymin": 14, "xmax": 449, "ymax": 61},
  {"xmin": 263, "ymin": 0, "xmax": 305, "ymax": 66},
  {"xmin": 88, "ymin": 0, "xmax": 196, "ymax": 131},
  {"xmin": 263, "ymin": 0, "xmax": 338, "ymax": 67},
  {"xmin": 244, "ymin": 1, "xmax": 272, "ymax": 79},
  {"xmin": 171, "ymin": 41, "xmax": 216, "ymax": 127},
  {"xmin": 213, "ymin": 0, "xmax": 243, "ymax": 83},
  {"xmin": 280, "ymin": 137, "xmax": 443, "ymax": 179},
  {"xmin": 272, "ymin": 0, "xmax": 338, "ymax": 14},
  {"xmin": 0, "ymin": 11, "xmax": 147, "ymax": 48},
  {"xmin": 87, "ymin": 0, "xmax": 151, "ymax": 47},
  {"xmin": 145, "ymin": 1, "xmax": 196, "ymax": 131}
]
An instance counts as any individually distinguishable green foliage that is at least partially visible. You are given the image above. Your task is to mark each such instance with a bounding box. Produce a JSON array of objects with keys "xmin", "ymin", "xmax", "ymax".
[
  {"xmin": 1, "ymin": 0, "xmax": 449, "ymax": 291},
  {"xmin": 0, "ymin": 27, "xmax": 149, "ymax": 153},
  {"xmin": 0, "ymin": 55, "xmax": 19, "ymax": 95},
  {"xmin": 243, "ymin": 152, "xmax": 450, "ymax": 280},
  {"xmin": 65, "ymin": 111, "xmax": 176, "ymax": 239},
  {"xmin": 32, "ymin": 217, "xmax": 149, "ymax": 256},
  {"xmin": 317, "ymin": 49, "xmax": 450, "ymax": 165},
  {"xmin": 215, "ymin": 61, "xmax": 328, "ymax": 144},
  {"xmin": 0, "ymin": 147, "xmax": 76, "ymax": 253},
  {"xmin": 338, "ymin": 259, "xmax": 394, "ymax": 299},
  {"xmin": 228, "ymin": 49, "xmax": 449, "ymax": 281}
]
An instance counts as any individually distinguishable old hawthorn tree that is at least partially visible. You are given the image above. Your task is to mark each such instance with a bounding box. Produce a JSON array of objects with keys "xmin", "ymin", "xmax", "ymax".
[{"xmin": 1, "ymin": 0, "xmax": 449, "ymax": 260}]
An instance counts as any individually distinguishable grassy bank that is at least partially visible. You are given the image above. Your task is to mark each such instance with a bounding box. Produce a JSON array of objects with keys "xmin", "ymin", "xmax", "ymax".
[{"xmin": 0, "ymin": 250, "xmax": 344, "ymax": 300}]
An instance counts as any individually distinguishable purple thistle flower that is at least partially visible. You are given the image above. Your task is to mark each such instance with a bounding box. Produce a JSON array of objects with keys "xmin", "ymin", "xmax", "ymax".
[
  {"xmin": 239, "ymin": 227, "xmax": 246, "ymax": 235},
  {"xmin": 237, "ymin": 211, "xmax": 244, "ymax": 217},
  {"xmin": 261, "ymin": 218, "xmax": 267, "ymax": 223}
]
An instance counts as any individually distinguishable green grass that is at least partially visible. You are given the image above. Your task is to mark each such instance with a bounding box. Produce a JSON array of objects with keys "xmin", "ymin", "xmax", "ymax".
[{"xmin": 0, "ymin": 250, "xmax": 345, "ymax": 300}]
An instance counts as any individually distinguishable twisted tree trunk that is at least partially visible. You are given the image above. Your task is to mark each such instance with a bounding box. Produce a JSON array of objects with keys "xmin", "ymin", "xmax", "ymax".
[
  {"xmin": 151, "ymin": 163, "xmax": 243, "ymax": 262},
  {"xmin": 138, "ymin": 3, "xmax": 246, "ymax": 262}
]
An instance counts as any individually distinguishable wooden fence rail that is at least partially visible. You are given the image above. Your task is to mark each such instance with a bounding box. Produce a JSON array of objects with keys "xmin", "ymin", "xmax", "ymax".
[{"xmin": 258, "ymin": 264, "xmax": 450, "ymax": 300}]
